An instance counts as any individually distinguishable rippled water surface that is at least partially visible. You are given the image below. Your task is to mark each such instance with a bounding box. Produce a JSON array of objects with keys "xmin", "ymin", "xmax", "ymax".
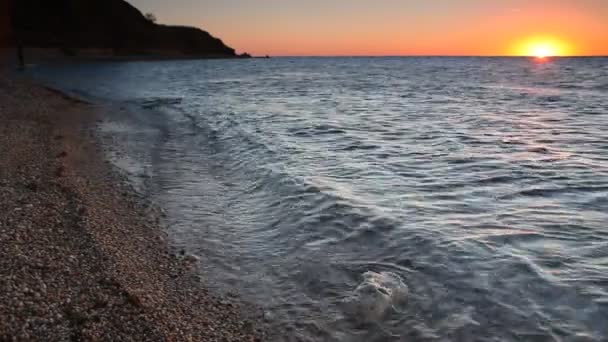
[{"xmin": 33, "ymin": 57, "xmax": 608, "ymax": 341}]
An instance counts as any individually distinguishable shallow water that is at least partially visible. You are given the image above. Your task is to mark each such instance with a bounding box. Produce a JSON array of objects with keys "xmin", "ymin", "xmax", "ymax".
[{"xmin": 33, "ymin": 57, "xmax": 608, "ymax": 341}]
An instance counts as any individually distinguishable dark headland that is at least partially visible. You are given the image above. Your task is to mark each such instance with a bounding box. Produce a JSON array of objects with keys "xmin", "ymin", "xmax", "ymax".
[
  {"xmin": 0, "ymin": 0, "xmax": 265, "ymax": 341},
  {"xmin": 2, "ymin": 0, "xmax": 250, "ymax": 59}
]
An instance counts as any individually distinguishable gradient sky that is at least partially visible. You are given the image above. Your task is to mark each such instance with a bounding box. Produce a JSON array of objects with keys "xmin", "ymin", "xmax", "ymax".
[{"xmin": 129, "ymin": 0, "xmax": 608, "ymax": 56}]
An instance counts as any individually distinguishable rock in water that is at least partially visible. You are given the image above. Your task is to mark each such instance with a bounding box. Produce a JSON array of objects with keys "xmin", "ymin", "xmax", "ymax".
[{"xmin": 343, "ymin": 271, "xmax": 408, "ymax": 322}]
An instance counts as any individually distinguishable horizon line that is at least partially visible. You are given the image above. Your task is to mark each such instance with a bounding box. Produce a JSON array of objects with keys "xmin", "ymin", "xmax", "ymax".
[{"xmin": 254, "ymin": 54, "xmax": 608, "ymax": 58}]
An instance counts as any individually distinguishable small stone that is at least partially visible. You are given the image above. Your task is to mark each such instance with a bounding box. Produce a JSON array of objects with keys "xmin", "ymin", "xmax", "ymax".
[{"xmin": 126, "ymin": 292, "xmax": 143, "ymax": 307}]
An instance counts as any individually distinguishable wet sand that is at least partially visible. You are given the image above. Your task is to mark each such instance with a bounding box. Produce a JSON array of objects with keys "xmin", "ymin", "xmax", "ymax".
[{"xmin": 0, "ymin": 70, "xmax": 265, "ymax": 341}]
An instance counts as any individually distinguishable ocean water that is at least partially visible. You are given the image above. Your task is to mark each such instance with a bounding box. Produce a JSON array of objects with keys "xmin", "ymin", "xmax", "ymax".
[{"xmin": 32, "ymin": 57, "xmax": 608, "ymax": 341}]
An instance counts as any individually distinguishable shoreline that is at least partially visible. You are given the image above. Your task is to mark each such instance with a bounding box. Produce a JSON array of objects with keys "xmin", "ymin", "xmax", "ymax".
[
  {"xmin": 0, "ymin": 48, "xmax": 251, "ymax": 66},
  {"xmin": 0, "ymin": 71, "xmax": 265, "ymax": 340}
]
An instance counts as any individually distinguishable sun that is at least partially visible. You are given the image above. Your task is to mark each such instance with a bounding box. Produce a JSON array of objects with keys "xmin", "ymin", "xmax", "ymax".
[
  {"xmin": 511, "ymin": 37, "xmax": 572, "ymax": 58},
  {"xmin": 529, "ymin": 43, "xmax": 556, "ymax": 58}
]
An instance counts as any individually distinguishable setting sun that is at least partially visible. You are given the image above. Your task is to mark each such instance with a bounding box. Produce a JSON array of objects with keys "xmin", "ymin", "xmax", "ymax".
[
  {"xmin": 530, "ymin": 43, "xmax": 556, "ymax": 58},
  {"xmin": 512, "ymin": 37, "xmax": 572, "ymax": 57}
]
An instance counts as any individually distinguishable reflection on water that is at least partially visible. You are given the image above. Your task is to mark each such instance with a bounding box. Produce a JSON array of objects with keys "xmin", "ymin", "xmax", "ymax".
[{"xmin": 33, "ymin": 57, "xmax": 608, "ymax": 341}]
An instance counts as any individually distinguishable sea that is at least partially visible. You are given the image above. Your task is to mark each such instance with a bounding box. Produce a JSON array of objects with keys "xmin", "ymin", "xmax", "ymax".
[{"xmin": 31, "ymin": 57, "xmax": 608, "ymax": 341}]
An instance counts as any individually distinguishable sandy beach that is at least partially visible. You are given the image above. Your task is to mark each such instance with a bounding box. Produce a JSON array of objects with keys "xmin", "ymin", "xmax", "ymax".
[{"xmin": 0, "ymin": 68, "xmax": 265, "ymax": 341}]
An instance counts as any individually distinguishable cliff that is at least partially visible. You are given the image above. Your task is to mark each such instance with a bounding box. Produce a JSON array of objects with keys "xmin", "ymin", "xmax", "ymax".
[{"xmin": 8, "ymin": 0, "xmax": 240, "ymax": 57}]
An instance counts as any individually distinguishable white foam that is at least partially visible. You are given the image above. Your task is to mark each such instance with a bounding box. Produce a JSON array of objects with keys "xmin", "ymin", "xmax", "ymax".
[{"xmin": 343, "ymin": 271, "xmax": 408, "ymax": 322}]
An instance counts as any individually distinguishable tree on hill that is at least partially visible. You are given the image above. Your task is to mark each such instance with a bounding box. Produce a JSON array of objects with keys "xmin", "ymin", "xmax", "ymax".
[{"xmin": 144, "ymin": 12, "xmax": 157, "ymax": 23}]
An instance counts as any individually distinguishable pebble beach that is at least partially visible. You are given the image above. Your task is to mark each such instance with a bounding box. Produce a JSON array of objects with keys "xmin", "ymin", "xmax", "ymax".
[{"xmin": 0, "ymin": 65, "xmax": 265, "ymax": 341}]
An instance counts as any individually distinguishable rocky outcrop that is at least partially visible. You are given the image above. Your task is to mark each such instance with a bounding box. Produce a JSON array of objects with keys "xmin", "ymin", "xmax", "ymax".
[{"xmin": 10, "ymin": 0, "xmax": 239, "ymax": 57}]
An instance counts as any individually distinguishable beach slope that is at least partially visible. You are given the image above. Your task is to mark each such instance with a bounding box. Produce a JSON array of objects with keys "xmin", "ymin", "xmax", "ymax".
[{"xmin": 0, "ymin": 73, "xmax": 263, "ymax": 341}]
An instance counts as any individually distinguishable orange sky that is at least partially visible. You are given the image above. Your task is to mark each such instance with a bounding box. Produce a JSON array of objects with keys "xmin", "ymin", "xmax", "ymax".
[{"xmin": 130, "ymin": 0, "xmax": 608, "ymax": 56}]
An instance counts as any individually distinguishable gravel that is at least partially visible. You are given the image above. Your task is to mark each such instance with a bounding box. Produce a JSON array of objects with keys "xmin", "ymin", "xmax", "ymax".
[{"xmin": 0, "ymin": 70, "xmax": 266, "ymax": 341}]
